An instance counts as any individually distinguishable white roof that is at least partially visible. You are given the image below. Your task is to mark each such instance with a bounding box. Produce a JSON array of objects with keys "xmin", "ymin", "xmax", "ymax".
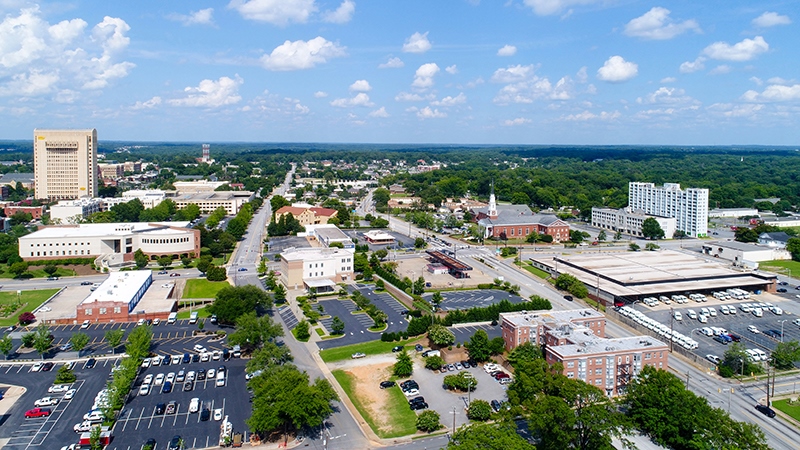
[
  {"xmin": 81, "ymin": 270, "xmax": 151, "ymax": 305},
  {"xmin": 21, "ymin": 222, "xmax": 191, "ymax": 239},
  {"xmin": 281, "ymin": 247, "xmax": 354, "ymax": 262}
]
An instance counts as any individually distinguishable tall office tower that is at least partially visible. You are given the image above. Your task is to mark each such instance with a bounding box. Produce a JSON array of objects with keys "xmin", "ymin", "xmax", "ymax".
[
  {"xmin": 33, "ymin": 129, "xmax": 98, "ymax": 200},
  {"xmin": 202, "ymin": 144, "xmax": 210, "ymax": 162},
  {"xmin": 628, "ymin": 182, "xmax": 709, "ymax": 238}
]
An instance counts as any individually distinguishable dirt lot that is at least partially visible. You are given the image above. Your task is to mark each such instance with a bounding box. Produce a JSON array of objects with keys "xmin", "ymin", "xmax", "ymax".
[
  {"xmin": 394, "ymin": 255, "xmax": 493, "ymax": 289},
  {"xmin": 332, "ymin": 356, "xmax": 398, "ymax": 434}
]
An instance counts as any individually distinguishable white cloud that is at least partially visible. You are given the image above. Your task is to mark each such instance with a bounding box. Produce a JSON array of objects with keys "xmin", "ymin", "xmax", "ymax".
[
  {"xmin": 522, "ymin": 0, "xmax": 599, "ymax": 16},
  {"xmin": 349, "ymin": 79, "xmax": 371, "ymax": 92},
  {"xmin": 679, "ymin": 57, "xmax": 706, "ymax": 73},
  {"xmin": 576, "ymin": 66, "xmax": 588, "ymax": 83},
  {"xmin": 709, "ymin": 65, "xmax": 731, "ymax": 75},
  {"xmin": 703, "ymin": 36, "xmax": 768, "ymax": 61},
  {"xmin": 503, "ymin": 117, "xmax": 531, "ymax": 126},
  {"xmin": 132, "ymin": 96, "xmax": 162, "ymax": 109},
  {"xmin": 636, "ymin": 87, "xmax": 698, "ymax": 106},
  {"xmin": 768, "ymin": 77, "xmax": 793, "ymax": 85},
  {"xmin": 0, "ymin": 8, "xmax": 135, "ymax": 96},
  {"xmin": 741, "ymin": 84, "xmax": 800, "ymax": 102},
  {"xmin": 323, "ymin": 0, "xmax": 355, "ymax": 24},
  {"xmin": 169, "ymin": 75, "xmax": 243, "ymax": 107},
  {"xmin": 708, "ymin": 102, "xmax": 764, "ymax": 118},
  {"xmin": 227, "ymin": 0, "xmax": 316, "ymax": 26},
  {"xmin": 431, "ymin": 92, "xmax": 467, "ymax": 106},
  {"xmin": 416, "ymin": 106, "xmax": 446, "ymax": 119},
  {"xmin": 314, "ymin": 91, "xmax": 328, "ymax": 98},
  {"xmin": 260, "ymin": 36, "xmax": 346, "ymax": 71},
  {"xmin": 294, "ymin": 103, "xmax": 310, "ymax": 114},
  {"xmin": 368, "ymin": 106, "xmax": 389, "ymax": 118},
  {"xmin": 445, "ymin": 65, "xmax": 458, "ymax": 75},
  {"xmin": 412, "ymin": 63, "xmax": 440, "ymax": 89},
  {"xmin": 490, "ymin": 64, "xmax": 535, "ymax": 84},
  {"xmin": 561, "ymin": 110, "xmax": 621, "ymax": 121},
  {"xmin": 379, "ymin": 57, "xmax": 403, "ymax": 69},
  {"xmin": 330, "ymin": 92, "xmax": 374, "ymax": 107},
  {"xmin": 395, "ymin": 92, "xmax": 433, "ymax": 102},
  {"xmin": 497, "ymin": 45, "xmax": 517, "ymax": 56},
  {"xmin": 749, "ymin": 77, "xmax": 763, "ymax": 86},
  {"xmin": 624, "ymin": 7, "xmax": 700, "ymax": 40},
  {"xmin": 661, "ymin": 77, "xmax": 677, "ymax": 83},
  {"xmin": 752, "ymin": 12, "xmax": 791, "ymax": 28},
  {"xmin": 596, "ymin": 56, "xmax": 638, "ymax": 82},
  {"xmin": 169, "ymin": 8, "xmax": 215, "ymax": 26},
  {"xmin": 402, "ymin": 31, "xmax": 431, "ymax": 53},
  {"xmin": 493, "ymin": 76, "xmax": 573, "ymax": 104}
]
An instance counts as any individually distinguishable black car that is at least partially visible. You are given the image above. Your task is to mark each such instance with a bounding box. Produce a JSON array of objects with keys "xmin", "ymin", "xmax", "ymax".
[
  {"xmin": 162, "ymin": 381, "xmax": 173, "ymax": 393},
  {"xmin": 778, "ymin": 288, "xmax": 788, "ymax": 293},
  {"xmin": 380, "ymin": 381, "xmax": 396, "ymax": 389},
  {"xmin": 408, "ymin": 396, "xmax": 426, "ymax": 405},
  {"xmin": 182, "ymin": 353, "xmax": 190, "ymax": 364},
  {"xmin": 461, "ymin": 360, "xmax": 471, "ymax": 368},
  {"xmin": 155, "ymin": 403, "xmax": 166, "ymax": 414},
  {"xmin": 192, "ymin": 354, "xmax": 200, "ymax": 363},
  {"xmin": 168, "ymin": 435, "xmax": 182, "ymax": 450},
  {"xmin": 223, "ymin": 349, "xmax": 230, "ymax": 360},
  {"xmin": 143, "ymin": 438, "xmax": 156, "ymax": 450},
  {"xmin": 41, "ymin": 362, "xmax": 54, "ymax": 372},
  {"xmin": 197, "ymin": 369, "xmax": 206, "ymax": 380},
  {"xmin": 491, "ymin": 399, "xmax": 502, "ymax": 412},
  {"xmin": 409, "ymin": 399, "xmax": 428, "ymax": 410},
  {"xmin": 183, "ymin": 381, "xmax": 193, "ymax": 392},
  {"xmin": 755, "ymin": 403, "xmax": 776, "ymax": 418},
  {"xmin": 564, "ymin": 295, "xmax": 574, "ymax": 301},
  {"xmin": 200, "ymin": 408, "xmax": 210, "ymax": 421},
  {"xmin": 779, "ymin": 281, "xmax": 789, "ymax": 286},
  {"xmin": 80, "ymin": 281, "xmax": 92, "ymax": 286},
  {"xmin": 85, "ymin": 358, "xmax": 96, "ymax": 369},
  {"xmin": 162, "ymin": 355, "xmax": 171, "ymax": 366},
  {"xmin": 400, "ymin": 380, "xmax": 418, "ymax": 389},
  {"xmin": 392, "ymin": 345, "xmax": 404, "ymax": 352}
]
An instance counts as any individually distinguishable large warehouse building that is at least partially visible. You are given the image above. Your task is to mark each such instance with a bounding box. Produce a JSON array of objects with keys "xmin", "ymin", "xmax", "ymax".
[{"xmin": 530, "ymin": 250, "xmax": 777, "ymax": 307}]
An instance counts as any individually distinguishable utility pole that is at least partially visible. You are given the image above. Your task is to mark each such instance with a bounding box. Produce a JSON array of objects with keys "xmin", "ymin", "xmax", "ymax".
[
  {"xmin": 669, "ymin": 307, "xmax": 674, "ymax": 353},
  {"xmin": 686, "ymin": 371, "xmax": 690, "ymax": 390}
]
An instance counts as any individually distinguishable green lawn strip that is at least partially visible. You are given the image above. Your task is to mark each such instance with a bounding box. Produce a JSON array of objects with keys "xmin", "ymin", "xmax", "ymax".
[
  {"xmin": 182, "ymin": 279, "xmax": 228, "ymax": 299},
  {"xmin": 320, "ymin": 338, "xmax": 416, "ymax": 363},
  {"xmin": 760, "ymin": 260, "xmax": 800, "ymax": 278},
  {"xmin": 176, "ymin": 307, "xmax": 212, "ymax": 320},
  {"xmin": 368, "ymin": 323, "xmax": 388, "ymax": 332},
  {"xmin": 522, "ymin": 264, "xmax": 549, "ymax": 279},
  {"xmin": 314, "ymin": 328, "xmax": 325, "ymax": 336},
  {"xmin": 772, "ymin": 399, "xmax": 800, "ymax": 424},
  {"xmin": 332, "ymin": 369, "xmax": 417, "ymax": 438},
  {"xmin": 0, "ymin": 289, "xmax": 61, "ymax": 326}
]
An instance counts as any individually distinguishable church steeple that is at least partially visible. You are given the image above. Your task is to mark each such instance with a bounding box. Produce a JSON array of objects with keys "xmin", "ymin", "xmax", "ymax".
[{"xmin": 488, "ymin": 179, "xmax": 498, "ymax": 219}]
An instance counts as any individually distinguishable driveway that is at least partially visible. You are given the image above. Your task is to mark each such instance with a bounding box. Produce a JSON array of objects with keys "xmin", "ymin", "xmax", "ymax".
[{"xmin": 428, "ymin": 289, "xmax": 526, "ymax": 311}]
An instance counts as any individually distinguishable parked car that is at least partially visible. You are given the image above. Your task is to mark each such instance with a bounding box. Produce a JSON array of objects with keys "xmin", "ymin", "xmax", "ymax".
[
  {"xmin": 168, "ymin": 435, "xmax": 182, "ymax": 450},
  {"xmin": 48, "ymin": 384, "xmax": 71, "ymax": 393},
  {"xmin": 64, "ymin": 389, "xmax": 77, "ymax": 400},
  {"xmin": 85, "ymin": 358, "xmax": 96, "ymax": 369},
  {"xmin": 380, "ymin": 381, "xmax": 396, "ymax": 389},
  {"xmin": 189, "ymin": 398, "xmax": 200, "ymax": 413},
  {"xmin": 392, "ymin": 346, "xmax": 404, "ymax": 352},
  {"xmin": 351, "ymin": 352, "xmax": 366, "ymax": 359},
  {"xmin": 155, "ymin": 403, "xmax": 166, "ymax": 415},
  {"xmin": 81, "ymin": 320, "xmax": 90, "ymax": 329},
  {"xmin": 34, "ymin": 397, "xmax": 59, "ymax": 407},
  {"xmin": 706, "ymin": 354, "xmax": 721, "ymax": 364},
  {"xmin": 41, "ymin": 362, "xmax": 54, "ymax": 372},
  {"xmin": 491, "ymin": 399, "xmax": 502, "ymax": 412},
  {"xmin": 139, "ymin": 384, "xmax": 151, "ymax": 396},
  {"xmin": 80, "ymin": 281, "xmax": 92, "ymax": 286},
  {"xmin": 25, "ymin": 408, "xmax": 52, "ymax": 418},
  {"xmin": 74, "ymin": 421, "xmax": 94, "ymax": 433},
  {"xmin": 154, "ymin": 373, "xmax": 165, "ymax": 386},
  {"xmin": 214, "ymin": 408, "xmax": 223, "ymax": 421},
  {"xmin": 166, "ymin": 401, "xmax": 177, "ymax": 414},
  {"xmin": 162, "ymin": 381, "xmax": 173, "ymax": 394}
]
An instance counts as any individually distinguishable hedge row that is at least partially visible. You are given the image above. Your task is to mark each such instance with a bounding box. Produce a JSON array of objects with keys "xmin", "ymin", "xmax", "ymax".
[{"xmin": 441, "ymin": 298, "xmax": 552, "ymax": 326}]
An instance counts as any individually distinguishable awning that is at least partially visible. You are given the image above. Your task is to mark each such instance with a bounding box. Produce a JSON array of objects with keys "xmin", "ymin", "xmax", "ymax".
[{"xmin": 304, "ymin": 278, "xmax": 336, "ymax": 288}]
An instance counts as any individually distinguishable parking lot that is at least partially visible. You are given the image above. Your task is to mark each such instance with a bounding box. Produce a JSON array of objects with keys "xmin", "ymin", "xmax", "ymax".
[
  {"xmin": 316, "ymin": 286, "xmax": 409, "ymax": 349},
  {"xmin": 277, "ymin": 304, "xmax": 300, "ymax": 330},
  {"xmin": 427, "ymin": 289, "xmax": 526, "ymax": 311},
  {"xmin": 451, "ymin": 324, "xmax": 501, "ymax": 345}
]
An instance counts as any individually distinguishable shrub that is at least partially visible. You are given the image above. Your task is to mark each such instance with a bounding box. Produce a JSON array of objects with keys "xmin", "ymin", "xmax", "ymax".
[
  {"xmin": 18, "ymin": 311, "xmax": 36, "ymax": 325},
  {"xmin": 416, "ymin": 410, "xmax": 442, "ymax": 432},
  {"xmin": 467, "ymin": 400, "xmax": 492, "ymax": 421},
  {"xmin": 393, "ymin": 350, "xmax": 413, "ymax": 377},
  {"xmin": 443, "ymin": 371, "xmax": 477, "ymax": 391},
  {"xmin": 55, "ymin": 365, "xmax": 77, "ymax": 384},
  {"xmin": 21, "ymin": 333, "xmax": 35, "ymax": 347},
  {"xmin": 425, "ymin": 355, "xmax": 444, "ymax": 370}
]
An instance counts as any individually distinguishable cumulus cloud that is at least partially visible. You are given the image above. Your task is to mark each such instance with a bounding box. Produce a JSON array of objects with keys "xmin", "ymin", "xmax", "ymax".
[
  {"xmin": 445, "ymin": 65, "xmax": 458, "ymax": 75},
  {"xmin": 490, "ymin": 65, "xmax": 536, "ymax": 84},
  {"xmin": 395, "ymin": 92, "xmax": 433, "ymax": 102},
  {"xmin": 169, "ymin": 75, "xmax": 243, "ymax": 107},
  {"xmin": 227, "ymin": 0, "xmax": 316, "ymax": 26},
  {"xmin": 752, "ymin": 11, "xmax": 791, "ymax": 28},
  {"xmin": 679, "ymin": 57, "xmax": 706, "ymax": 73},
  {"xmin": 260, "ymin": 36, "xmax": 346, "ymax": 71},
  {"xmin": 330, "ymin": 92, "xmax": 374, "ymax": 107},
  {"xmin": 661, "ymin": 77, "xmax": 677, "ymax": 83},
  {"xmin": 503, "ymin": 117, "xmax": 531, "ymax": 126},
  {"xmin": 314, "ymin": 91, "xmax": 328, "ymax": 98},
  {"xmin": 708, "ymin": 102, "xmax": 764, "ymax": 118},
  {"xmin": 412, "ymin": 63, "xmax": 440, "ymax": 89},
  {"xmin": 596, "ymin": 56, "xmax": 638, "ymax": 82},
  {"xmin": 402, "ymin": 32, "xmax": 431, "ymax": 53},
  {"xmin": 0, "ymin": 8, "xmax": 135, "ymax": 96},
  {"xmin": 322, "ymin": 0, "xmax": 355, "ymax": 23},
  {"xmin": 624, "ymin": 7, "xmax": 700, "ymax": 40},
  {"xmin": 349, "ymin": 79, "xmax": 371, "ymax": 92},
  {"xmin": 415, "ymin": 106, "xmax": 446, "ymax": 119},
  {"xmin": 522, "ymin": 0, "xmax": 600, "ymax": 16},
  {"xmin": 168, "ymin": 8, "xmax": 215, "ymax": 26},
  {"xmin": 636, "ymin": 87, "xmax": 699, "ymax": 106},
  {"xmin": 576, "ymin": 67, "xmax": 588, "ymax": 83},
  {"xmin": 703, "ymin": 36, "xmax": 768, "ymax": 61},
  {"xmin": 497, "ymin": 45, "xmax": 517, "ymax": 56},
  {"xmin": 368, "ymin": 106, "xmax": 389, "ymax": 118},
  {"xmin": 132, "ymin": 96, "xmax": 162, "ymax": 109},
  {"xmin": 493, "ymin": 76, "xmax": 573, "ymax": 104},
  {"xmin": 709, "ymin": 65, "xmax": 732, "ymax": 75},
  {"xmin": 561, "ymin": 110, "xmax": 621, "ymax": 121},
  {"xmin": 431, "ymin": 92, "xmax": 467, "ymax": 106},
  {"xmin": 741, "ymin": 84, "xmax": 800, "ymax": 102},
  {"xmin": 379, "ymin": 56, "xmax": 403, "ymax": 68},
  {"xmin": 768, "ymin": 77, "xmax": 793, "ymax": 85}
]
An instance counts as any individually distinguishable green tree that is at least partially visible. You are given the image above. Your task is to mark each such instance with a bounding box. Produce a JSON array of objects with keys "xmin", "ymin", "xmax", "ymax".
[
  {"xmin": 0, "ymin": 335, "xmax": 13, "ymax": 359},
  {"xmin": 208, "ymin": 285, "xmax": 272, "ymax": 325},
  {"xmin": 569, "ymin": 229, "xmax": 586, "ymax": 243},
  {"xmin": 196, "ymin": 257, "xmax": 213, "ymax": 274},
  {"xmin": 414, "ymin": 237, "xmax": 426, "ymax": 249},
  {"xmin": 125, "ymin": 324, "xmax": 153, "ymax": 360},
  {"xmin": 134, "ymin": 249, "xmax": 148, "ymax": 269},
  {"xmin": 465, "ymin": 329, "xmax": 492, "ymax": 362},
  {"xmin": 597, "ymin": 229, "xmax": 607, "ymax": 242},
  {"xmin": 416, "ymin": 410, "xmax": 442, "ymax": 432},
  {"xmin": 614, "ymin": 230, "xmax": 623, "ymax": 241},
  {"xmin": 257, "ymin": 259, "xmax": 267, "ymax": 274},
  {"xmin": 273, "ymin": 283, "xmax": 287, "ymax": 303},
  {"xmin": 428, "ymin": 324, "xmax": 456, "ymax": 346},
  {"xmin": 641, "ymin": 218, "xmax": 665, "ymax": 240},
  {"xmin": 43, "ymin": 265, "xmax": 58, "ymax": 276},
  {"xmin": 645, "ymin": 243, "xmax": 660, "ymax": 251},
  {"xmin": 721, "ymin": 342, "xmax": 761, "ymax": 377},
  {"xmin": 734, "ymin": 227, "xmax": 759, "ymax": 243},
  {"xmin": 89, "ymin": 422, "xmax": 103, "ymax": 450},
  {"xmin": 227, "ymin": 216, "xmax": 247, "ymax": 240},
  {"xmin": 270, "ymin": 195, "xmax": 291, "ymax": 212},
  {"xmin": 788, "ymin": 237, "xmax": 800, "ymax": 261},
  {"xmin": 507, "ymin": 341, "xmax": 542, "ymax": 367},
  {"xmin": 770, "ymin": 340, "xmax": 800, "ymax": 370},
  {"xmin": 443, "ymin": 371, "xmax": 477, "ymax": 391},
  {"xmin": 431, "ymin": 291, "xmax": 443, "ymax": 306},
  {"xmin": 32, "ymin": 323, "xmax": 53, "ymax": 358},
  {"xmin": 489, "ymin": 337, "xmax": 506, "ymax": 355},
  {"xmin": 628, "ymin": 242, "xmax": 640, "ymax": 252},
  {"xmin": 9, "ymin": 261, "xmax": 29, "ymax": 278},
  {"xmin": 448, "ymin": 422, "xmax": 531, "ymax": 450},
  {"xmin": 228, "ymin": 312, "xmax": 284, "ymax": 354},
  {"xmin": 105, "ymin": 329, "xmax": 125, "ymax": 354},
  {"xmin": 526, "ymin": 230, "xmax": 541, "ymax": 244},
  {"xmin": 425, "ymin": 355, "xmax": 444, "ymax": 370},
  {"xmin": 294, "ymin": 320, "xmax": 311, "ymax": 341},
  {"xmin": 206, "ymin": 265, "xmax": 228, "ymax": 281},
  {"xmin": 374, "ymin": 248, "xmax": 388, "ymax": 260},
  {"xmin": 466, "ymin": 399, "xmax": 492, "ymax": 421},
  {"xmin": 70, "ymin": 332, "xmax": 90, "ymax": 353},
  {"xmin": 55, "ymin": 365, "xmax": 77, "ymax": 384},
  {"xmin": 181, "ymin": 257, "xmax": 192, "ymax": 268},
  {"xmin": 393, "ymin": 349, "xmax": 413, "ymax": 377},
  {"xmin": 413, "ymin": 276, "xmax": 426, "ymax": 295},
  {"xmin": 157, "ymin": 256, "xmax": 173, "ymax": 270},
  {"xmin": 330, "ymin": 316, "xmax": 345, "ymax": 335},
  {"xmin": 21, "ymin": 333, "xmax": 35, "ymax": 348},
  {"xmin": 373, "ymin": 188, "xmax": 390, "ymax": 208}
]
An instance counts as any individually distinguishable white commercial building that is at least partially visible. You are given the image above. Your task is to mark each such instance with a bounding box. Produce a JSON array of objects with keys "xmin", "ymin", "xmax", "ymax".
[
  {"xmin": 702, "ymin": 241, "xmax": 790, "ymax": 263},
  {"xmin": 304, "ymin": 224, "xmax": 354, "ymax": 248},
  {"xmin": 34, "ymin": 128, "xmax": 98, "ymax": 200},
  {"xmin": 172, "ymin": 191, "xmax": 254, "ymax": 215},
  {"xmin": 173, "ymin": 180, "xmax": 228, "ymax": 193},
  {"xmin": 707, "ymin": 208, "xmax": 759, "ymax": 218},
  {"xmin": 628, "ymin": 182, "xmax": 709, "ymax": 237},
  {"xmin": 49, "ymin": 198, "xmax": 104, "ymax": 224},
  {"xmin": 19, "ymin": 222, "xmax": 200, "ymax": 261},
  {"xmin": 280, "ymin": 247, "xmax": 354, "ymax": 292},
  {"xmin": 591, "ymin": 208, "xmax": 676, "ymax": 239}
]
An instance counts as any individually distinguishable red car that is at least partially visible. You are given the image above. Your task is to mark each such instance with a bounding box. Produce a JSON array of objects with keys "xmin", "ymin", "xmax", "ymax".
[{"xmin": 25, "ymin": 408, "xmax": 51, "ymax": 418}]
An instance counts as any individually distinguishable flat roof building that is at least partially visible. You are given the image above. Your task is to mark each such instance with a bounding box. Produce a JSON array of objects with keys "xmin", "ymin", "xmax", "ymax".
[
  {"xmin": 76, "ymin": 270, "xmax": 175, "ymax": 323},
  {"xmin": 280, "ymin": 247, "xmax": 354, "ymax": 291},
  {"xmin": 591, "ymin": 207, "xmax": 676, "ymax": 239},
  {"xmin": 702, "ymin": 241, "xmax": 790, "ymax": 263},
  {"xmin": 34, "ymin": 129, "xmax": 98, "ymax": 200},
  {"xmin": 49, "ymin": 197, "xmax": 104, "ymax": 224},
  {"xmin": 708, "ymin": 208, "xmax": 759, "ymax": 218},
  {"xmin": 628, "ymin": 182, "xmax": 708, "ymax": 237},
  {"xmin": 173, "ymin": 180, "xmax": 228, "ymax": 193},
  {"xmin": 171, "ymin": 191, "xmax": 254, "ymax": 215},
  {"xmin": 305, "ymin": 224, "xmax": 354, "ymax": 248},
  {"xmin": 363, "ymin": 230, "xmax": 395, "ymax": 245}
]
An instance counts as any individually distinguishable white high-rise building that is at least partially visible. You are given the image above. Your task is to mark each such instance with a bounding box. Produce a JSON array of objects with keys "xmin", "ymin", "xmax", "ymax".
[
  {"xmin": 628, "ymin": 182, "xmax": 708, "ymax": 237},
  {"xmin": 34, "ymin": 128, "xmax": 98, "ymax": 200}
]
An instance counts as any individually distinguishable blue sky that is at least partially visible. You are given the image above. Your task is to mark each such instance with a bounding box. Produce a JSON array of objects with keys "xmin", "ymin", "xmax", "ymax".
[{"xmin": 0, "ymin": 1, "xmax": 798, "ymax": 145}]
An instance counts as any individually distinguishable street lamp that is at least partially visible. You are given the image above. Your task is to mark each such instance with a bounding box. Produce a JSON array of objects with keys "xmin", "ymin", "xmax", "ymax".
[{"xmin": 780, "ymin": 320, "xmax": 787, "ymax": 343}]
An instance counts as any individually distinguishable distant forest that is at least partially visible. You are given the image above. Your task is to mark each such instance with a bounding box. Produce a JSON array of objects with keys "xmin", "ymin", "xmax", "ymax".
[{"xmin": 0, "ymin": 140, "xmax": 796, "ymax": 214}]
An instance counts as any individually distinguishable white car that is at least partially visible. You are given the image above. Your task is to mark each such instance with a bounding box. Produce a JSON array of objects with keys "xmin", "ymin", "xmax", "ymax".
[
  {"xmin": 73, "ymin": 421, "xmax": 94, "ymax": 433},
  {"xmin": 81, "ymin": 320, "xmax": 90, "ymax": 329},
  {"xmin": 212, "ymin": 350, "xmax": 222, "ymax": 360},
  {"xmin": 189, "ymin": 397, "xmax": 200, "ymax": 413},
  {"xmin": 214, "ymin": 408, "xmax": 223, "ymax": 421},
  {"xmin": 48, "ymin": 384, "xmax": 71, "ymax": 393},
  {"xmin": 186, "ymin": 371, "xmax": 196, "ymax": 382},
  {"xmin": 154, "ymin": 373, "xmax": 165, "ymax": 386},
  {"xmin": 153, "ymin": 318, "xmax": 160, "ymax": 326},
  {"xmin": 193, "ymin": 344, "xmax": 206, "ymax": 353},
  {"xmin": 207, "ymin": 369, "xmax": 216, "ymax": 379},
  {"xmin": 31, "ymin": 362, "xmax": 43, "ymax": 372},
  {"xmin": 151, "ymin": 355, "xmax": 162, "ymax": 366},
  {"xmin": 143, "ymin": 374, "xmax": 154, "ymax": 385},
  {"xmin": 83, "ymin": 410, "xmax": 103, "ymax": 422},
  {"xmin": 139, "ymin": 384, "xmax": 150, "ymax": 396},
  {"xmin": 141, "ymin": 358, "xmax": 151, "ymax": 368},
  {"xmin": 34, "ymin": 397, "xmax": 59, "ymax": 407},
  {"xmin": 166, "ymin": 372, "xmax": 176, "ymax": 384},
  {"xmin": 706, "ymin": 354, "xmax": 721, "ymax": 364},
  {"xmin": 63, "ymin": 388, "xmax": 77, "ymax": 400},
  {"xmin": 403, "ymin": 388, "xmax": 419, "ymax": 397},
  {"xmin": 748, "ymin": 325, "xmax": 760, "ymax": 334},
  {"xmin": 673, "ymin": 311, "xmax": 682, "ymax": 321},
  {"xmin": 201, "ymin": 352, "xmax": 211, "ymax": 362}
]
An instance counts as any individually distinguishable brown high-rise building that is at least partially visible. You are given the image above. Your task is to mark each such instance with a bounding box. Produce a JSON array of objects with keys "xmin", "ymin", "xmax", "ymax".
[{"xmin": 33, "ymin": 128, "xmax": 98, "ymax": 200}]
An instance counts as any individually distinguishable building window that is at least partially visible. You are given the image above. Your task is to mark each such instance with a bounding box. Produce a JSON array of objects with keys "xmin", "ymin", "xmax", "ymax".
[
  {"xmin": 99, "ymin": 308, "xmax": 107, "ymax": 315},
  {"xmin": 567, "ymin": 372, "xmax": 574, "ymax": 378},
  {"xmin": 567, "ymin": 361, "xmax": 574, "ymax": 368},
  {"xmin": 86, "ymin": 308, "xmax": 92, "ymax": 315},
  {"xmin": 114, "ymin": 307, "xmax": 121, "ymax": 314}
]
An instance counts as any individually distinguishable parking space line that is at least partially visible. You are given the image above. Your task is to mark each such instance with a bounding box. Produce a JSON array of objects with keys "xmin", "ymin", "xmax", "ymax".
[{"xmin": 134, "ymin": 406, "xmax": 146, "ymax": 430}]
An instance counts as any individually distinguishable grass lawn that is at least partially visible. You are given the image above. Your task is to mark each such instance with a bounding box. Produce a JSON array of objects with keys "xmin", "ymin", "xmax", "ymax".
[
  {"xmin": 522, "ymin": 263, "xmax": 550, "ymax": 279},
  {"xmin": 320, "ymin": 338, "xmax": 415, "ymax": 363},
  {"xmin": 176, "ymin": 307, "xmax": 212, "ymax": 320},
  {"xmin": 772, "ymin": 399, "xmax": 800, "ymax": 423},
  {"xmin": 0, "ymin": 289, "xmax": 60, "ymax": 326},
  {"xmin": 332, "ymin": 369, "xmax": 417, "ymax": 438},
  {"xmin": 760, "ymin": 260, "xmax": 800, "ymax": 278},
  {"xmin": 0, "ymin": 267, "xmax": 77, "ymax": 279},
  {"xmin": 182, "ymin": 279, "xmax": 228, "ymax": 299}
]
